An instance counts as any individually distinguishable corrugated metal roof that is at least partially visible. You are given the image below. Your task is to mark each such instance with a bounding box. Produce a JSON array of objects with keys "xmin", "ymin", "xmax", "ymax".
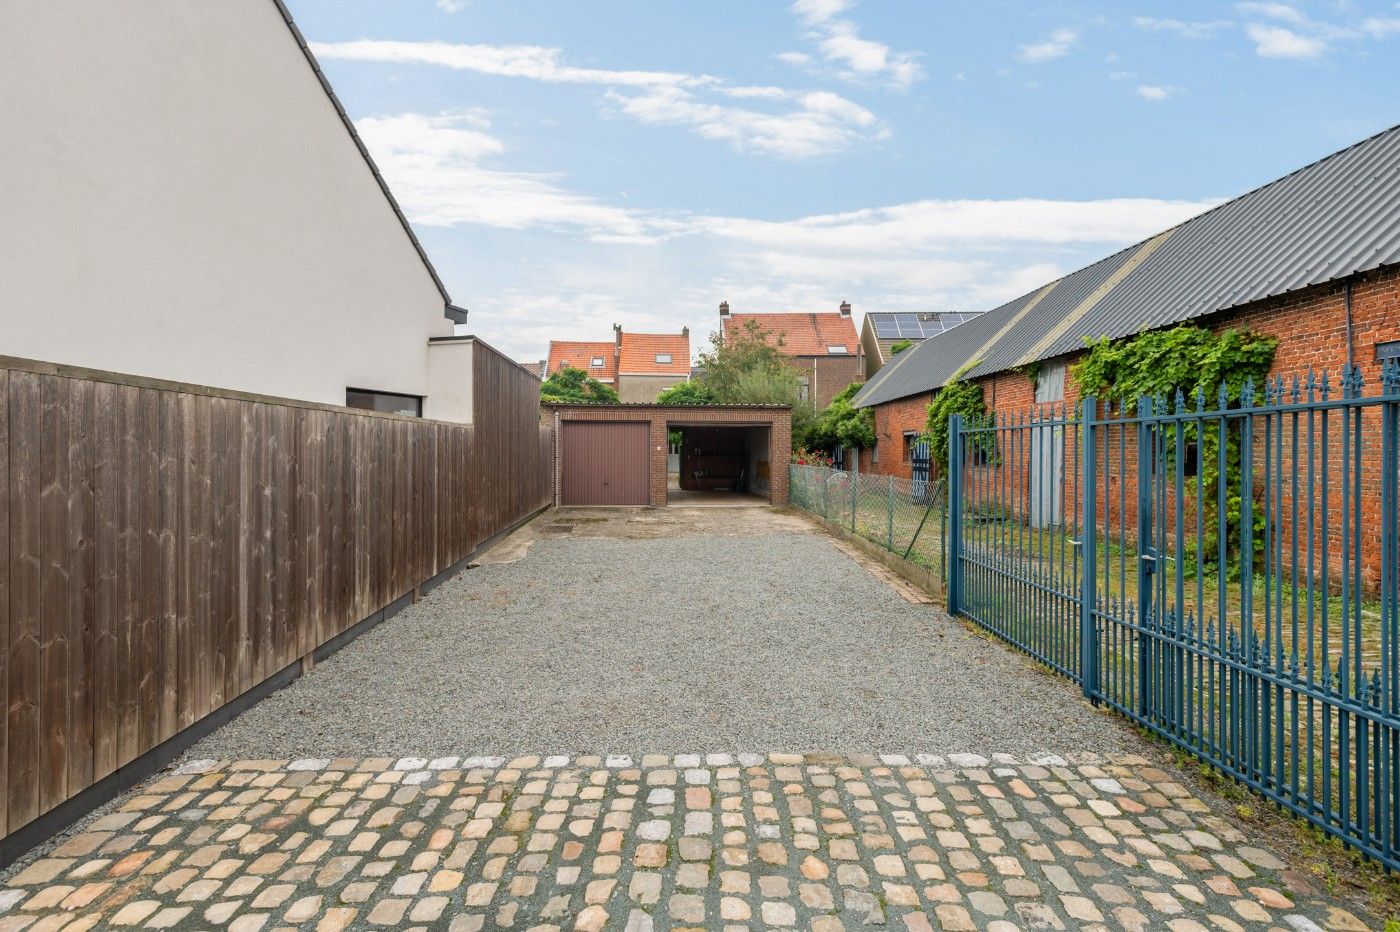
[{"xmin": 854, "ymin": 123, "xmax": 1400, "ymax": 408}]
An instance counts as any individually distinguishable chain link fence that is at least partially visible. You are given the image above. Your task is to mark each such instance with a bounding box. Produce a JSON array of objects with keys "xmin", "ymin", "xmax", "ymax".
[{"xmin": 789, "ymin": 464, "xmax": 947, "ymax": 579}]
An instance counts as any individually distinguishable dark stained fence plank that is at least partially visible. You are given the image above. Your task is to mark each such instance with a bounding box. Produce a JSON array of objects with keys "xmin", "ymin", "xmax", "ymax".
[
  {"xmin": 136, "ymin": 388, "xmax": 160, "ymax": 766},
  {"xmin": 90, "ymin": 381, "xmax": 119, "ymax": 781},
  {"xmin": 38, "ymin": 376, "xmax": 71, "ymax": 812},
  {"xmin": 271, "ymin": 408, "xmax": 294, "ymax": 670},
  {"xmin": 157, "ymin": 393, "xmax": 179, "ymax": 743},
  {"xmin": 116, "ymin": 385, "xmax": 140, "ymax": 772},
  {"xmin": 67, "ymin": 379, "xmax": 95, "ymax": 794},
  {"xmin": 8, "ymin": 372, "xmax": 42, "ymax": 829},
  {"xmin": 176, "ymin": 393, "xmax": 206, "ymax": 731}
]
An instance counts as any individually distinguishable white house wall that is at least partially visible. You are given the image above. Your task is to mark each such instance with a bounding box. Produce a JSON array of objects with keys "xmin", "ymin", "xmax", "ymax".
[{"xmin": 0, "ymin": 0, "xmax": 457, "ymax": 412}]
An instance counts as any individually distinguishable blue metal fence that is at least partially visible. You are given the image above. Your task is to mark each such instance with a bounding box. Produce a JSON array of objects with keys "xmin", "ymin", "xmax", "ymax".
[{"xmin": 947, "ymin": 363, "xmax": 1400, "ymax": 868}]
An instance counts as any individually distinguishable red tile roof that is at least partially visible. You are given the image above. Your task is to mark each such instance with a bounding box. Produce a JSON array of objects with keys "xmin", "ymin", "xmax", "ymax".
[
  {"xmin": 547, "ymin": 341, "xmax": 616, "ymax": 381},
  {"xmin": 618, "ymin": 332, "xmax": 690, "ymax": 375},
  {"xmin": 721, "ymin": 312, "xmax": 859, "ymax": 357}
]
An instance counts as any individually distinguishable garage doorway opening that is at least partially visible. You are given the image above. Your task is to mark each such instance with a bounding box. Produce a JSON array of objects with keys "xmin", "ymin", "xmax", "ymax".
[{"xmin": 669, "ymin": 424, "xmax": 771, "ymax": 506}]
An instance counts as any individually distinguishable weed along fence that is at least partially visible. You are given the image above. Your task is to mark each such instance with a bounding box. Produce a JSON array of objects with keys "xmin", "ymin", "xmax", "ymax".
[
  {"xmin": 789, "ymin": 465, "xmax": 947, "ymax": 579},
  {"xmin": 0, "ymin": 352, "xmax": 553, "ymax": 861},
  {"xmin": 945, "ymin": 365, "xmax": 1400, "ymax": 869}
]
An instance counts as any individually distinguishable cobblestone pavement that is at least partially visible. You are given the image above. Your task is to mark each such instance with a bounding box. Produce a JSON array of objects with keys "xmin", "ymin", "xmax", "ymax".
[{"xmin": 0, "ymin": 752, "xmax": 1371, "ymax": 931}]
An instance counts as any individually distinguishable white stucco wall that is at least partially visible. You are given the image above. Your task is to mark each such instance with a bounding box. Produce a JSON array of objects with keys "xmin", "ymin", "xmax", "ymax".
[
  {"xmin": 426, "ymin": 339, "xmax": 475, "ymax": 424},
  {"xmin": 0, "ymin": 0, "xmax": 459, "ymax": 413}
]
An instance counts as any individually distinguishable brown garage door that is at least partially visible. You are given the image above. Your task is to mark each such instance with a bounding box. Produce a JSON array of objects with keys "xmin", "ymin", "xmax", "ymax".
[{"xmin": 561, "ymin": 421, "xmax": 650, "ymax": 505}]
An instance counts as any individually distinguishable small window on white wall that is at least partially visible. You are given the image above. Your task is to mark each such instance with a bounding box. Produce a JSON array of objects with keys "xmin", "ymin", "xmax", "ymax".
[
  {"xmin": 346, "ymin": 388, "xmax": 422, "ymax": 417},
  {"xmin": 655, "ymin": 353, "xmax": 672, "ymax": 364}
]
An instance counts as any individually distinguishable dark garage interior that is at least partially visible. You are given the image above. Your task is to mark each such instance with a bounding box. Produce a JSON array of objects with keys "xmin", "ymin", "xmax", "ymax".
[{"xmin": 670, "ymin": 424, "xmax": 772, "ymax": 504}]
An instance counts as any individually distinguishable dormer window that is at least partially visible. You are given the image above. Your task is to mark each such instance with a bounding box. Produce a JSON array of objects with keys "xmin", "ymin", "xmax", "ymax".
[
  {"xmin": 827, "ymin": 345, "xmax": 848, "ymax": 354},
  {"xmin": 590, "ymin": 356, "xmax": 605, "ymax": 367},
  {"xmin": 655, "ymin": 353, "xmax": 672, "ymax": 364}
]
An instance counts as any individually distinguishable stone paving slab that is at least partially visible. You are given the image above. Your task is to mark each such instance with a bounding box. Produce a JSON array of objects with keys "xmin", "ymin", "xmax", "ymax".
[{"xmin": 0, "ymin": 753, "xmax": 1370, "ymax": 931}]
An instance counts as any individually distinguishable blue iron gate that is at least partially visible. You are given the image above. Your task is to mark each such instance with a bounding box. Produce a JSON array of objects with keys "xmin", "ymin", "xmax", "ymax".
[{"xmin": 947, "ymin": 364, "xmax": 1400, "ymax": 869}]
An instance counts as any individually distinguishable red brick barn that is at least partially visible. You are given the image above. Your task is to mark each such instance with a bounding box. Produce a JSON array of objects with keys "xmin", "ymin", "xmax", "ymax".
[{"xmin": 853, "ymin": 125, "xmax": 1400, "ymax": 585}]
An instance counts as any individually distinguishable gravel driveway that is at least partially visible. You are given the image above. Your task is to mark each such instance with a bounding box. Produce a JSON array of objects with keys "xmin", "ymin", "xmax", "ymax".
[{"xmin": 192, "ymin": 508, "xmax": 1136, "ymax": 759}]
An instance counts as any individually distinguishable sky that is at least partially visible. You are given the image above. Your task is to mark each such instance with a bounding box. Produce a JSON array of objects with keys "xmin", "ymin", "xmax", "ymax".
[{"xmin": 285, "ymin": 0, "xmax": 1400, "ymax": 363}]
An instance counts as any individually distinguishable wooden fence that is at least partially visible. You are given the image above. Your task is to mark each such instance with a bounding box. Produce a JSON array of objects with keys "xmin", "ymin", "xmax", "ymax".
[{"xmin": 0, "ymin": 346, "xmax": 552, "ymax": 848}]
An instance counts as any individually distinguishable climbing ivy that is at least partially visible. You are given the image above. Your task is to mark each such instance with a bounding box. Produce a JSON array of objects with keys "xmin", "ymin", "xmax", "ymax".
[
  {"xmin": 924, "ymin": 365, "xmax": 993, "ymax": 474},
  {"xmin": 1071, "ymin": 325, "xmax": 1278, "ymax": 574},
  {"xmin": 1073, "ymin": 325, "xmax": 1277, "ymax": 405}
]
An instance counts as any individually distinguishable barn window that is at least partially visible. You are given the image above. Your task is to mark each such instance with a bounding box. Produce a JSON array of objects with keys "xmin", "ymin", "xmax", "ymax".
[
  {"xmin": 655, "ymin": 353, "xmax": 673, "ymax": 364},
  {"xmin": 590, "ymin": 356, "xmax": 605, "ymax": 367}
]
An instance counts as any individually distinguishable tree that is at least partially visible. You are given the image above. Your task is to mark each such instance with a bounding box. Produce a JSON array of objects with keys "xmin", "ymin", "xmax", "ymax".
[
  {"xmin": 694, "ymin": 318, "xmax": 792, "ymax": 401},
  {"xmin": 540, "ymin": 366, "xmax": 620, "ymax": 404},
  {"xmin": 809, "ymin": 382, "xmax": 875, "ymax": 451},
  {"xmin": 890, "ymin": 339, "xmax": 913, "ymax": 355},
  {"xmin": 656, "ymin": 380, "xmax": 717, "ymax": 405},
  {"xmin": 688, "ymin": 318, "xmax": 819, "ymax": 444}
]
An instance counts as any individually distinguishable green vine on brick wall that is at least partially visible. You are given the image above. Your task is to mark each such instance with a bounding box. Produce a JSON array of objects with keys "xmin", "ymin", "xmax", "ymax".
[
  {"xmin": 1071, "ymin": 325, "xmax": 1278, "ymax": 574},
  {"xmin": 924, "ymin": 364, "xmax": 993, "ymax": 474}
]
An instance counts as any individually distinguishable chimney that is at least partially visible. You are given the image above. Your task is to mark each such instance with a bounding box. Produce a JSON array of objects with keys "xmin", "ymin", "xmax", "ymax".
[
  {"xmin": 839, "ymin": 301, "xmax": 852, "ymax": 317},
  {"xmin": 719, "ymin": 301, "xmax": 730, "ymax": 317},
  {"xmin": 681, "ymin": 326, "xmax": 689, "ymax": 337},
  {"xmin": 613, "ymin": 322, "xmax": 622, "ymax": 349}
]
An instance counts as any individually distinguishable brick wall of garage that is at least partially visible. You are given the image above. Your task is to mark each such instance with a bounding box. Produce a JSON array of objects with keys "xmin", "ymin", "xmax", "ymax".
[{"xmin": 545, "ymin": 405, "xmax": 792, "ymax": 506}]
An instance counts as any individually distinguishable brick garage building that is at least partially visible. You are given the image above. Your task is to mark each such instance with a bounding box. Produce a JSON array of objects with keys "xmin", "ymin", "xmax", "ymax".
[
  {"xmin": 854, "ymin": 124, "xmax": 1400, "ymax": 583},
  {"xmin": 545, "ymin": 404, "xmax": 792, "ymax": 507}
]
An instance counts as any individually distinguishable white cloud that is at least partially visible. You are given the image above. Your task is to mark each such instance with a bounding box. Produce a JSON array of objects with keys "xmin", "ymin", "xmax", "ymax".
[
  {"xmin": 352, "ymin": 109, "xmax": 1221, "ymax": 359},
  {"xmin": 1363, "ymin": 17, "xmax": 1400, "ymax": 37},
  {"xmin": 1245, "ymin": 23, "xmax": 1328, "ymax": 57},
  {"xmin": 1017, "ymin": 28, "xmax": 1077, "ymax": 63},
  {"xmin": 776, "ymin": 51, "xmax": 812, "ymax": 66},
  {"xmin": 359, "ymin": 108, "xmax": 1216, "ymax": 247},
  {"xmin": 788, "ymin": 0, "xmax": 924, "ymax": 88},
  {"xmin": 435, "ymin": 0, "xmax": 466, "ymax": 12},
  {"xmin": 1136, "ymin": 84, "xmax": 1180, "ymax": 101},
  {"xmin": 1237, "ymin": 2, "xmax": 1306, "ymax": 25},
  {"xmin": 1233, "ymin": 3, "xmax": 1400, "ymax": 58},
  {"xmin": 311, "ymin": 39, "xmax": 697, "ymax": 87},
  {"xmin": 353, "ymin": 111, "xmax": 664, "ymax": 241},
  {"xmin": 604, "ymin": 85, "xmax": 880, "ymax": 159},
  {"xmin": 1132, "ymin": 17, "xmax": 1230, "ymax": 39},
  {"xmin": 312, "ymin": 39, "xmax": 886, "ymax": 159}
]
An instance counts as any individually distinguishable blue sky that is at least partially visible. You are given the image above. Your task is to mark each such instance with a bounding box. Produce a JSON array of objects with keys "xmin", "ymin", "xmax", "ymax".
[{"xmin": 287, "ymin": 0, "xmax": 1400, "ymax": 362}]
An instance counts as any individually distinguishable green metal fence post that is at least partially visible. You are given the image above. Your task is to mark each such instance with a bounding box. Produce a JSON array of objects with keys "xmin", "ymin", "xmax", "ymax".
[
  {"xmin": 947, "ymin": 413, "xmax": 964, "ymax": 613},
  {"xmin": 1079, "ymin": 396, "xmax": 1098, "ymax": 700},
  {"xmin": 887, "ymin": 476, "xmax": 895, "ymax": 551},
  {"xmin": 1135, "ymin": 396, "xmax": 1156, "ymax": 718}
]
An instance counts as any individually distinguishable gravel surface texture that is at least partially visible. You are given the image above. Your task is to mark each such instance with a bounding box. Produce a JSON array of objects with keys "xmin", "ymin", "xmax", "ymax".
[{"xmin": 192, "ymin": 527, "xmax": 1136, "ymax": 759}]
